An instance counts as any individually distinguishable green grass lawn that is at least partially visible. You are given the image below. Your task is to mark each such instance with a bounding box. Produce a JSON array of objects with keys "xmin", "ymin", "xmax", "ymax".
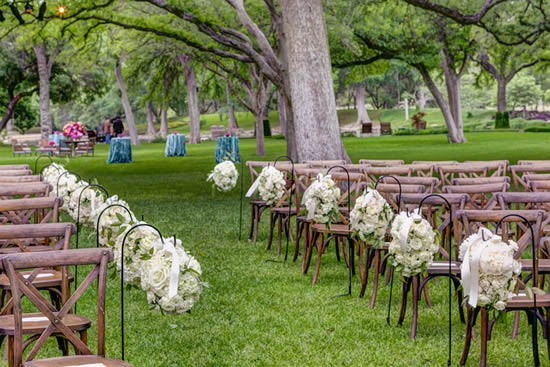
[{"xmin": 0, "ymin": 132, "xmax": 549, "ymax": 366}]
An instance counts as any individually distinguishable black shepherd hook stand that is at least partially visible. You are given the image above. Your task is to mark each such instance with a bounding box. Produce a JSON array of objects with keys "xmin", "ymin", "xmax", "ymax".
[
  {"xmin": 55, "ymin": 170, "xmax": 83, "ymax": 197},
  {"xmin": 73, "ymin": 184, "xmax": 109, "ymax": 313},
  {"xmin": 325, "ymin": 165, "xmax": 353, "ymax": 298},
  {"xmin": 119, "ymin": 223, "xmax": 165, "ymax": 362},
  {"xmin": 266, "ymin": 156, "xmax": 294, "ymax": 263},
  {"xmin": 39, "ymin": 161, "xmax": 61, "ymax": 181},
  {"xmin": 373, "ymin": 176, "xmax": 402, "ymax": 325},
  {"xmin": 418, "ymin": 194, "xmax": 453, "ymax": 367},
  {"xmin": 95, "ymin": 204, "xmax": 135, "ymax": 248},
  {"xmin": 496, "ymin": 214, "xmax": 540, "ymax": 367},
  {"xmin": 238, "ymin": 158, "xmax": 245, "ymax": 241},
  {"xmin": 34, "ymin": 154, "xmax": 54, "ymax": 174}
]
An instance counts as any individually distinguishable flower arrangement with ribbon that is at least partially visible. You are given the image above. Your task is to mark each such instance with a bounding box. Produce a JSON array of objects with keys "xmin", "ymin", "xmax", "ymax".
[
  {"xmin": 62, "ymin": 121, "xmax": 87, "ymax": 139},
  {"xmin": 350, "ymin": 189, "xmax": 394, "ymax": 248},
  {"xmin": 459, "ymin": 227, "xmax": 522, "ymax": 311},
  {"xmin": 388, "ymin": 210, "xmax": 439, "ymax": 277},
  {"xmin": 140, "ymin": 236, "xmax": 203, "ymax": 314},
  {"xmin": 301, "ymin": 173, "xmax": 341, "ymax": 225},
  {"xmin": 207, "ymin": 160, "xmax": 239, "ymax": 192},
  {"xmin": 67, "ymin": 185, "xmax": 106, "ymax": 224},
  {"xmin": 246, "ymin": 166, "xmax": 286, "ymax": 205}
]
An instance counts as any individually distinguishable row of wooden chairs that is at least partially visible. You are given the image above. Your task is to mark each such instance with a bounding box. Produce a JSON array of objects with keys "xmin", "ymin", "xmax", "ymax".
[{"xmin": 0, "ymin": 165, "xmax": 130, "ymax": 366}]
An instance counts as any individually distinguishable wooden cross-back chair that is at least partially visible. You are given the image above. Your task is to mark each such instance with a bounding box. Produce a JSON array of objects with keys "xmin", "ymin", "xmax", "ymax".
[
  {"xmin": 302, "ymin": 160, "xmax": 346, "ymax": 168},
  {"xmin": 376, "ymin": 184, "xmax": 426, "ymax": 212},
  {"xmin": 401, "ymin": 163, "xmax": 434, "ymax": 177},
  {"xmin": 524, "ymin": 173, "xmax": 550, "ymax": 186},
  {"xmin": 464, "ymin": 160, "xmax": 509, "ymax": 176},
  {"xmin": 529, "ymin": 181, "xmax": 550, "ymax": 192},
  {"xmin": 518, "ymin": 160, "xmax": 550, "ymax": 165},
  {"xmin": 303, "ymin": 171, "xmax": 365, "ymax": 285},
  {"xmin": 246, "ymin": 161, "xmax": 277, "ymax": 244},
  {"xmin": 0, "ymin": 170, "xmax": 32, "ymax": 177},
  {"xmin": 0, "ymin": 184, "xmax": 51, "ymax": 201},
  {"xmin": 380, "ymin": 176, "xmax": 439, "ymax": 194},
  {"xmin": 450, "ymin": 176, "xmax": 510, "ymax": 186},
  {"xmin": 443, "ymin": 182, "xmax": 509, "ymax": 209},
  {"xmin": 363, "ymin": 166, "xmax": 412, "ymax": 184},
  {"xmin": 265, "ymin": 163, "xmax": 310, "ymax": 254},
  {"xmin": 0, "ymin": 176, "xmax": 42, "ymax": 184},
  {"xmin": 0, "ymin": 198, "xmax": 62, "ymax": 226},
  {"xmin": 509, "ymin": 164, "xmax": 550, "ymax": 191},
  {"xmin": 457, "ymin": 210, "xmax": 550, "ymax": 367},
  {"xmin": 392, "ymin": 194, "xmax": 469, "ymax": 339},
  {"xmin": 359, "ymin": 159, "xmax": 404, "ymax": 167},
  {"xmin": 0, "ymin": 165, "xmax": 30, "ymax": 171},
  {"xmin": 0, "ymin": 248, "xmax": 132, "ymax": 367},
  {"xmin": 412, "ymin": 160, "xmax": 458, "ymax": 165},
  {"xmin": 437, "ymin": 164, "xmax": 490, "ymax": 187}
]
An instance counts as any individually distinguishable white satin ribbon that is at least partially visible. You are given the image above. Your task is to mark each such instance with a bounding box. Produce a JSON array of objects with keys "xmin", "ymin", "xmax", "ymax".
[
  {"xmin": 461, "ymin": 227, "xmax": 492, "ymax": 308},
  {"xmin": 245, "ymin": 175, "xmax": 261, "ymax": 197},
  {"xmin": 398, "ymin": 209, "xmax": 422, "ymax": 252},
  {"xmin": 90, "ymin": 190, "xmax": 97, "ymax": 216},
  {"xmin": 163, "ymin": 238, "xmax": 181, "ymax": 299}
]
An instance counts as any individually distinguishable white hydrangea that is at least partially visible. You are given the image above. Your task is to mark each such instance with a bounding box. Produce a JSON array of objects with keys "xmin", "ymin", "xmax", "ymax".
[
  {"xmin": 350, "ymin": 189, "xmax": 394, "ymax": 248},
  {"xmin": 67, "ymin": 185, "xmax": 106, "ymax": 225},
  {"xmin": 207, "ymin": 161, "xmax": 239, "ymax": 192},
  {"xmin": 93, "ymin": 195, "xmax": 135, "ymax": 247},
  {"xmin": 459, "ymin": 228, "xmax": 522, "ymax": 311},
  {"xmin": 257, "ymin": 166, "xmax": 286, "ymax": 205},
  {"xmin": 388, "ymin": 210, "xmax": 439, "ymax": 277},
  {"xmin": 42, "ymin": 163, "xmax": 66, "ymax": 186},
  {"xmin": 140, "ymin": 237, "xmax": 204, "ymax": 314},
  {"xmin": 301, "ymin": 173, "xmax": 341, "ymax": 225}
]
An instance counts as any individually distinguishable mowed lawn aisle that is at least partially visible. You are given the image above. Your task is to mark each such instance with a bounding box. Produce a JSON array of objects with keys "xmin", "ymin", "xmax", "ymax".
[{"xmin": 1, "ymin": 131, "xmax": 549, "ymax": 366}]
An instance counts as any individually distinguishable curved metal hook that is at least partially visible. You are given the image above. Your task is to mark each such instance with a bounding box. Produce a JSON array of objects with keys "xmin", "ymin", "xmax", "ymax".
[
  {"xmin": 119, "ymin": 223, "xmax": 165, "ymax": 361},
  {"xmin": 95, "ymin": 203, "xmax": 135, "ymax": 248},
  {"xmin": 272, "ymin": 156, "xmax": 294, "ymax": 262},
  {"xmin": 327, "ymin": 165, "xmax": 351, "ymax": 225},
  {"xmin": 375, "ymin": 175, "xmax": 402, "ymax": 212},
  {"xmin": 34, "ymin": 155, "xmax": 53, "ymax": 174},
  {"xmin": 76, "ymin": 184, "xmax": 109, "ymax": 227},
  {"xmin": 56, "ymin": 170, "xmax": 82, "ymax": 197}
]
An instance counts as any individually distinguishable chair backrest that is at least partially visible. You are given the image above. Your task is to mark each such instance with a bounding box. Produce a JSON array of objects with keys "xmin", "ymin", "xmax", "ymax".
[
  {"xmin": 2, "ymin": 248, "xmax": 113, "ymax": 366},
  {"xmin": 492, "ymin": 192, "xmax": 550, "ymax": 212},
  {"xmin": 443, "ymin": 183, "xmax": 509, "ymax": 209},
  {"xmin": 456, "ymin": 209, "xmax": 546, "ymax": 259},
  {"xmin": 376, "ymin": 184, "xmax": 425, "ymax": 211},
  {"xmin": 380, "ymin": 176, "xmax": 439, "ymax": 193},
  {"xmin": 0, "ymin": 197, "xmax": 62, "ymax": 225},
  {"xmin": 303, "ymin": 160, "xmax": 346, "ymax": 168},
  {"xmin": 401, "ymin": 163, "xmax": 434, "ymax": 177},
  {"xmin": 529, "ymin": 181, "xmax": 550, "ymax": 192},
  {"xmin": 412, "ymin": 160, "xmax": 458, "ymax": 165},
  {"xmin": 464, "ymin": 160, "xmax": 508, "ymax": 176},
  {"xmin": 437, "ymin": 164, "xmax": 490, "ymax": 186},
  {"xmin": 0, "ymin": 222, "xmax": 74, "ymax": 254},
  {"xmin": 0, "ymin": 175, "xmax": 41, "ymax": 183},
  {"xmin": 359, "ymin": 159, "xmax": 404, "ymax": 166},
  {"xmin": 328, "ymin": 171, "xmax": 365, "ymax": 224},
  {"xmin": 0, "ymin": 183, "xmax": 51, "ymax": 200},
  {"xmin": 509, "ymin": 164, "xmax": 550, "ymax": 191},
  {"xmin": 517, "ymin": 160, "xmax": 550, "ymax": 165},
  {"xmin": 363, "ymin": 166, "xmax": 412, "ymax": 183},
  {"xmin": 0, "ymin": 165, "xmax": 30, "ymax": 171},
  {"xmin": 0, "ymin": 169, "xmax": 32, "ymax": 176},
  {"xmin": 450, "ymin": 176, "xmax": 510, "ymax": 186}
]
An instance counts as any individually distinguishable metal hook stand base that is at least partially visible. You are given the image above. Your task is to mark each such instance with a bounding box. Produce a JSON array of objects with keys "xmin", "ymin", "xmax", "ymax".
[{"xmin": 332, "ymin": 240, "xmax": 354, "ymax": 298}]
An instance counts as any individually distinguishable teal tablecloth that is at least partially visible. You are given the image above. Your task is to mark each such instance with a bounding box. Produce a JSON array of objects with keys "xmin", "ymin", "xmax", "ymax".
[
  {"xmin": 215, "ymin": 136, "xmax": 240, "ymax": 163},
  {"xmin": 165, "ymin": 134, "xmax": 187, "ymax": 157},
  {"xmin": 48, "ymin": 134, "xmax": 65, "ymax": 147},
  {"xmin": 107, "ymin": 137, "xmax": 132, "ymax": 163}
]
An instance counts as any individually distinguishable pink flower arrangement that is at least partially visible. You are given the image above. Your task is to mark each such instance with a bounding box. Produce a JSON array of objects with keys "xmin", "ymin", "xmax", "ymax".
[
  {"xmin": 62, "ymin": 121, "xmax": 87, "ymax": 139},
  {"xmin": 225, "ymin": 132, "xmax": 230, "ymax": 137},
  {"xmin": 173, "ymin": 131, "xmax": 179, "ymax": 135},
  {"xmin": 48, "ymin": 141, "xmax": 55, "ymax": 146}
]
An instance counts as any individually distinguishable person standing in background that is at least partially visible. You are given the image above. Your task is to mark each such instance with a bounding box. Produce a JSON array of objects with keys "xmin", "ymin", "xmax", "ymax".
[
  {"xmin": 112, "ymin": 116, "xmax": 124, "ymax": 138},
  {"xmin": 103, "ymin": 118, "xmax": 112, "ymax": 144}
]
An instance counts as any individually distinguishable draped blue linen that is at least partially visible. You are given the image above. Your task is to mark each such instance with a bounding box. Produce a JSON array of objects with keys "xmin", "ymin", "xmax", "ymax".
[
  {"xmin": 48, "ymin": 134, "xmax": 66, "ymax": 147},
  {"xmin": 215, "ymin": 136, "xmax": 240, "ymax": 163},
  {"xmin": 165, "ymin": 134, "xmax": 187, "ymax": 157},
  {"xmin": 107, "ymin": 137, "xmax": 133, "ymax": 163}
]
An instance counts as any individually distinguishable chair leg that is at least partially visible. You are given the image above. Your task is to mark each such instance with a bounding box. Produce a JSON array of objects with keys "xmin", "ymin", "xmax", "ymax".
[
  {"xmin": 253, "ymin": 206, "xmax": 261, "ymax": 244},
  {"xmin": 359, "ymin": 243, "xmax": 368, "ymax": 298},
  {"xmin": 335, "ymin": 237, "xmax": 341, "ymax": 262},
  {"xmin": 460, "ymin": 307, "xmax": 475, "ymax": 366},
  {"xmin": 249, "ymin": 205, "xmax": 255, "ymax": 240},
  {"xmin": 267, "ymin": 212, "xmax": 275, "ymax": 250},
  {"xmin": 512, "ymin": 311, "xmax": 520, "ymax": 339},
  {"xmin": 293, "ymin": 221, "xmax": 303, "ymax": 262},
  {"xmin": 276, "ymin": 214, "xmax": 283, "ymax": 256},
  {"xmin": 301, "ymin": 223, "xmax": 310, "ymax": 270},
  {"xmin": 546, "ymin": 307, "xmax": 550, "ymax": 362},
  {"xmin": 411, "ymin": 276, "xmax": 419, "ymax": 339},
  {"xmin": 369, "ymin": 250, "xmax": 381, "ymax": 308},
  {"xmin": 480, "ymin": 308, "xmax": 489, "ymax": 367},
  {"xmin": 398, "ymin": 278, "xmax": 411, "ymax": 326},
  {"xmin": 303, "ymin": 231, "xmax": 317, "ymax": 274},
  {"xmin": 7, "ymin": 336, "xmax": 13, "ymax": 367}
]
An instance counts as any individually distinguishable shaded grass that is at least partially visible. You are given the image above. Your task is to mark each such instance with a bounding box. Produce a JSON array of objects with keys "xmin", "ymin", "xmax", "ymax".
[{"xmin": 0, "ymin": 132, "xmax": 548, "ymax": 365}]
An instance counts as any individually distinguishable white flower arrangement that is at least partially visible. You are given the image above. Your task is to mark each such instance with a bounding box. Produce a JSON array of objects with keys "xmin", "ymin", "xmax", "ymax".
[
  {"xmin": 350, "ymin": 189, "xmax": 394, "ymax": 248},
  {"xmin": 207, "ymin": 160, "xmax": 239, "ymax": 192},
  {"xmin": 113, "ymin": 222, "xmax": 160, "ymax": 286},
  {"xmin": 460, "ymin": 228, "xmax": 522, "ymax": 311},
  {"xmin": 257, "ymin": 166, "xmax": 287, "ymax": 205},
  {"xmin": 140, "ymin": 237, "xmax": 204, "ymax": 314},
  {"xmin": 388, "ymin": 210, "xmax": 439, "ymax": 277},
  {"xmin": 42, "ymin": 163, "xmax": 66, "ymax": 186},
  {"xmin": 93, "ymin": 195, "xmax": 136, "ymax": 247},
  {"xmin": 301, "ymin": 173, "xmax": 341, "ymax": 225},
  {"xmin": 67, "ymin": 184, "xmax": 106, "ymax": 224}
]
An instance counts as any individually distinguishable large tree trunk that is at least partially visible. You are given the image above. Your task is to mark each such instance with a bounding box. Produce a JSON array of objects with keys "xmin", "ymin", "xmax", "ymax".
[
  {"xmin": 179, "ymin": 55, "xmax": 201, "ymax": 144},
  {"xmin": 225, "ymin": 83, "xmax": 238, "ymax": 132},
  {"xmin": 146, "ymin": 101, "xmax": 156, "ymax": 136},
  {"xmin": 160, "ymin": 108, "xmax": 168, "ymax": 138},
  {"xmin": 277, "ymin": 90, "xmax": 287, "ymax": 137},
  {"xmin": 280, "ymin": 0, "xmax": 348, "ymax": 161},
  {"xmin": 355, "ymin": 86, "xmax": 371, "ymax": 124},
  {"xmin": 33, "ymin": 44, "xmax": 53, "ymax": 142},
  {"xmin": 415, "ymin": 86, "xmax": 426, "ymax": 111},
  {"xmin": 496, "ymin": 78, "xmax": 507, "ymax": 113},
  {"xmin": 441, "ymin": 63, "xmax": 466, "ymax": 143},
  {"xmin": 114, "ymin": 58, "xmax": 139, "ymax": 145}
]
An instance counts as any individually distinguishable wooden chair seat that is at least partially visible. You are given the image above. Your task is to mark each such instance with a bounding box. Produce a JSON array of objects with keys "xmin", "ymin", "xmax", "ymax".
[
  {"xmin": 0, "ymin": 270, "xmax": 72, "ymax": 290},
  {"xmin": 506, "ymin": 292, "xmax": 550, "ymax": 309},
  {"xmin": 24, "ymin": 355, "xmax": 133, "ymax": 367},
  {"xmin": 0, "ymin": 312, "xmax": 90, "ymax": 335},
  {"xmin": 311, "ymin": 223, "xmax": 352, "ymax": 235},
  {"xmin": 271, "ymin": 207, "xmax": 297, "ymax": 215},
  {"xmin": 250, "ymin": 200, "xmax": 268, "ymax": 206}
]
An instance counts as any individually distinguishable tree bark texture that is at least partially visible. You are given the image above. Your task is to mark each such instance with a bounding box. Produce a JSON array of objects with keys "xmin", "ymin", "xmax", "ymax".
[
  {"xmin": 114, "ymin": 58, "xmax": 139, "ymax": 145},
  {"xmin": 280, "ymin": 0, "xmax": 348, "ymax": 161},
  {"xmin": 160, "ymin": 108, "xmax": 168, "ymax": 138},
  {"xmin": 179, "ymin": 55, "xmax": 201, "ymax": 144},
  {"xmin": 33, "ymin": 44, "xmax": 53, "ymax": 141},
  {"xmin": 146, "ymin": 101, "xmax": 156, "ymax": 136},
  {"xmin": 355, "ymin": 86, "xmax": 371, "ymax": 123},
  {"xmin": 277, "ymin": 90, "xmax": 287, "ymax": 137},
  {"xmin": 225, "ymin": 83, "xmax": 238, "ymax": 132}
]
